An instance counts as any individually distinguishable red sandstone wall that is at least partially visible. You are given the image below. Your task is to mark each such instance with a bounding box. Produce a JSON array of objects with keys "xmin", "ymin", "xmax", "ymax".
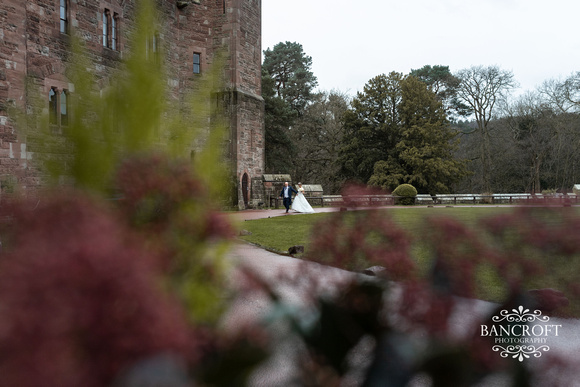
[
  {"xmin": 0, "ymin": 0, "xmax": 264, "ymax": 206},
  {"xmin": 0, "ymin": 0, "xmax": 29, "ymax": 187},
  {"xmin": 220, "ymin": 0, "xmax": 264, "ymax": 208}
]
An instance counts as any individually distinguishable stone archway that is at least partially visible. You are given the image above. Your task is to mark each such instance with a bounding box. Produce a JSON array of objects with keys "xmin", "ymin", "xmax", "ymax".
[{"xmin": 241, "ymin": 173, "xmax": 249, "ymax": 208}]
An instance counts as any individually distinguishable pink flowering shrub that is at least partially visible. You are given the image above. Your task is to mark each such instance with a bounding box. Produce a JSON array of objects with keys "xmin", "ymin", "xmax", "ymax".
[
  {"xmin": 307, "ymin": 209, "xmax": 415, "ymax": 280},
  {"xmin": 115, "ymin": 154, "xmax": 205, "ymax": 228},
  {"xmin": 1, "ymin": 175, "xmax": 578, "ymax": 385},
  {"xmin": 114, "ymin": 155, "xmax": 235, "ymax": 323},
  {"xmin": 0, "ymin": 0, "xmax": 256, "ymax": 382},
  {"xmin": 0, "ymin": 155, "xmax": 267, "ymax": 385},
  {"xmin": 479, "ymin": 206, "xmax": 580, "ymax": 316},
  {"xmin": 0, "ymin": 194, "xmax": 194, "ymax": 387},
  {"xmin": 259, "ymin": 186, "xmax": 580, "ymax": 385},
  {"xmin": 114, "ymin": 154, "xmax": 234, "ymax": 262}
]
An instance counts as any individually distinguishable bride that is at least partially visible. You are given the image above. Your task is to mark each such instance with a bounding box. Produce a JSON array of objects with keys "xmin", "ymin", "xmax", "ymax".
[{"xmin": 291, "ymin": 182, "xmax": 315, "ymax": 213}]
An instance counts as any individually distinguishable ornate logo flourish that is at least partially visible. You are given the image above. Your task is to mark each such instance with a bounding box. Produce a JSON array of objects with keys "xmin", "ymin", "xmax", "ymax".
[
  {"xmin": 492, "ymin": 344, "xmax": 550, "ymax": 362},
  {"xmin": 491, "ymin": 306, "xmax": 550, "ymax": 323}
]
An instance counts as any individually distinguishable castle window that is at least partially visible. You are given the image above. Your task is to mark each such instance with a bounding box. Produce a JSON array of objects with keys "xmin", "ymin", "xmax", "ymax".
[
  {"xmin": 152, "ymin": 34, "xmax": 158, "ymax": 53},
  {"xmin": 146, "ymin": 32, "xmax": 160, "ymax": 61},
  {"xmin": 60, "ymin": 90, "xmax": 68, "ymax": 127},
  {"xmin": 193, "ymin": 52, "xmax": 201, "ymax": 74},
  {"xmin": 60, "ymin": 0, "xmax": 68, "ymax": 34},
  {"xmin": 49, "ymin": 88, "xmax": 58, "ymax": 125},
  {"xmin": 112, "ymin": 13, "xmax": 119, "ymax": 50},
  {"xmin": 103, "ymin": 9, "xmax": 110, "ymax": 48},
  {"xmin": 48, "ymin": 88, "xmax": 69, "ymax": 132},
  {"xmin": 103, "ymin": 10, "xmax": 120, "ymax": 51}
]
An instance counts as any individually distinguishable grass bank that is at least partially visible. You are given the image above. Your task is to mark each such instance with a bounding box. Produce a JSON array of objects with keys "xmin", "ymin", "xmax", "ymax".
[
  {"xmin": 236, "ymin": 207, "xmax": 509, "ymax": 253},
  {"xmin": 236, "ymin": 206, "xmax": 580, "ymax": 316}
]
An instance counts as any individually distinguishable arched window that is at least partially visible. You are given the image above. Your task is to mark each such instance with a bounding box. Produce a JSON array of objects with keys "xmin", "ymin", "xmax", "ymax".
[
  {"xmin": 102, "ymin": 10, "xmax": 120, "ymax": 51},
  {"xmin": 60, "ymin": 91, "xmax": 68, "ymax": 126},
  {"xmin": 102, "ymin": 10, "xmax": 109, "ymax": 47},
  {"xmin": 111, "ymin": 14, "xmax": 118, "ymax": 50},
  {"xmin": 48, "ymin": 88, "xmax": 70, "ymax": 132},
  {"xmin": 49, "ymin": 88, "xmax": 57, "ymax": 125},
  {"xmin": 242, "ymin": 173, "xmax": 249, "ymax": 208}
]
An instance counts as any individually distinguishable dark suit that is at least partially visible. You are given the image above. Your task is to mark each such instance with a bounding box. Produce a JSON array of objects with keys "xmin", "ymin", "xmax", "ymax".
[{"xmin": 279, "ymin": 185, "xmax": 298, "ymax": 212}]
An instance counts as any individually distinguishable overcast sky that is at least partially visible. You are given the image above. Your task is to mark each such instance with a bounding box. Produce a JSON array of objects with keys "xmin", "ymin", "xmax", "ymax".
[{"xmin": 262, "ymin": 0, "xmax": 580, "ymax": 97}]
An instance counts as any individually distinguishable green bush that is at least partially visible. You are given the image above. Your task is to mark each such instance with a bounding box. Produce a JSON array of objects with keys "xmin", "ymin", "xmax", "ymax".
[{"xmin": 393, "ymin": 184, "xmax": 417, "ymax": 205}]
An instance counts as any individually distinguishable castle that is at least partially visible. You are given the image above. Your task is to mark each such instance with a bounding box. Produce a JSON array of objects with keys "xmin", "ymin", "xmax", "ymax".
[{"xmin": 0, "ymin": 0, "xmax": 264, "ymax": 209}]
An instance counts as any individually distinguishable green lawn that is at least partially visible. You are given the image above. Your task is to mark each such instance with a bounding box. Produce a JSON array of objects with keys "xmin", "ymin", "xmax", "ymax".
[
  {"xmin": 236, "ymin": 207, "xmax": 509, "ymax": 253},
  {"xmin": 235, "ymin": 206, "xmax": 580, "ymax": 316}
]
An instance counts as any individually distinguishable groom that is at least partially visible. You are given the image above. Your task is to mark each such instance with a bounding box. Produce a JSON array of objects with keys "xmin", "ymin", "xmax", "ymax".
[{"xmin": 279, "ymin": 181, "xmax": 298, "ymax": 213}]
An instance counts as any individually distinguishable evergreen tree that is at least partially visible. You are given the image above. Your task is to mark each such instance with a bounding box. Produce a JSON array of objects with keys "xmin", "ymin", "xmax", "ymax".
[
  {"xmin": 262, "ymin": 68, "xmax": 297, "ymax": 173},
  {"xmin": 410, "ymin": 65, "xmax": 471, "ymax": 121},
  {"xmin": 339, "ymin": 72, "xmax": 403, "ymax": 184},
  {"xmin": 262, "ymin": 42, "xmax": 317, "ymax": 173},
  {"xmin": 393, "ymin": 76, "xmax": 468, "ymax": 193},
  {"xmin": 262, "ymin": 41, "xmax": 318, "ymax": 113},
  {"xmin": 341, "ymin": 74, "xmax": 468, "ymax": 193}
]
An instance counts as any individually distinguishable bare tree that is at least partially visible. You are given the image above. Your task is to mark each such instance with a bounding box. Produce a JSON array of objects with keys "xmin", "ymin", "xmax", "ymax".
[
  {"xmin": 539, "ymin": 78, "xmax": 573, "ymax": 113},
  {"xmin": 539, "ymin": 72, "xmax": 580, "ymax": 114},
  {"xmin": 537, "ymin": 77, "xmax": 580, "ymax": 190},
  {"xmin": 504, "ymin": 92, "xmax": 556, "ymax": 194},
  {"xmin": 455, "ymin": 65, "xmax": 518, "ymax": 192},
  {"xmin": 562, "ymin": 72, "xmax": 580, "ymax": 110},
  {"xmin": 289, "ymin": 90, "xmax": 350, "ymax": 193}
]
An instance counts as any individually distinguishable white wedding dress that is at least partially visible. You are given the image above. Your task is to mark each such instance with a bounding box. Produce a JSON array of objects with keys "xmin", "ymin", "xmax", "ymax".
[{"xmin": 291, "ymin": 187, "xmax": 315, "ymax": 213}]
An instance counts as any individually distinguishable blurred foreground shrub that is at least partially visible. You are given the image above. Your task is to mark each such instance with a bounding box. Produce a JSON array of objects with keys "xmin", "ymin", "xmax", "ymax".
[
  {"xmin": 256, "ymin": 188, "xmax": 580, "ymax": 386},
  {"xmin": 0, "ymin": 194, "xmax": 194, "ymax": 386},
  {"xmin": 0, "ymin": 0, "xmax": 264, "ymax": 385},
  {"xmin": 1, "ymin": 0, "xmax": 579, "ymax": 385}
]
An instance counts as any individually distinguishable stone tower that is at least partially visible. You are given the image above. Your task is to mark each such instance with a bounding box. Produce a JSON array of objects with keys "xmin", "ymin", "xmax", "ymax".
[
  {"xmin": 215, "ymin": 0, "xmax": 265, "ymax": 209},
  {"xmin": 0, "ymin": 0, "xmax": 264, "ymax": 208}
]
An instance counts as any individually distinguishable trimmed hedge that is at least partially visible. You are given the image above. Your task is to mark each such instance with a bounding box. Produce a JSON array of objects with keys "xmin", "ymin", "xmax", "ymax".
[{"xmin": 393, "ymin": 184, "xmax": 418, "ymax": 205}]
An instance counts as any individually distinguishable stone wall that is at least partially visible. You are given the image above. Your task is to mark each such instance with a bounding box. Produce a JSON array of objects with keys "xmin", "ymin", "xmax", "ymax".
[
  {"xmin": 0, "ymin": 0, "xmax": 29, "ymax": 189},
  {"xmin": 262, "ymin": 174, "xmax": 292, "ymax": 207},
  {"xmin": 232, "ymin": 89, "xmax": 264, "ymax": 208},
  {"xmin": 0, "ymin": 0, "xmax": 264, "ymax": 206},
  {"xmin": 219, "ymin": 0, "xmax": 264, "ymax": 209}
]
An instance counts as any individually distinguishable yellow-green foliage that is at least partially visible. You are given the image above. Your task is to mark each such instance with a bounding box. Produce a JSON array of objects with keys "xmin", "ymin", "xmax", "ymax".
[
  {"xmin": 392, "ymin": 184, "xmax": 418, "ymax": 197},
  {"xmin": 22, "ymin": 0, "xmax": 231, "ymax": 324},
  {"xmin": 393, "ymin": 184, "xmax": 417, "ymax": 205}
]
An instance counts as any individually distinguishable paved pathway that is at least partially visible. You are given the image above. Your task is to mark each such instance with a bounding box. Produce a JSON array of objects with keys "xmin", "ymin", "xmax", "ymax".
[{"xmin": 221, "ymin": 208, "xmax": 580, "ymax": 386}]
